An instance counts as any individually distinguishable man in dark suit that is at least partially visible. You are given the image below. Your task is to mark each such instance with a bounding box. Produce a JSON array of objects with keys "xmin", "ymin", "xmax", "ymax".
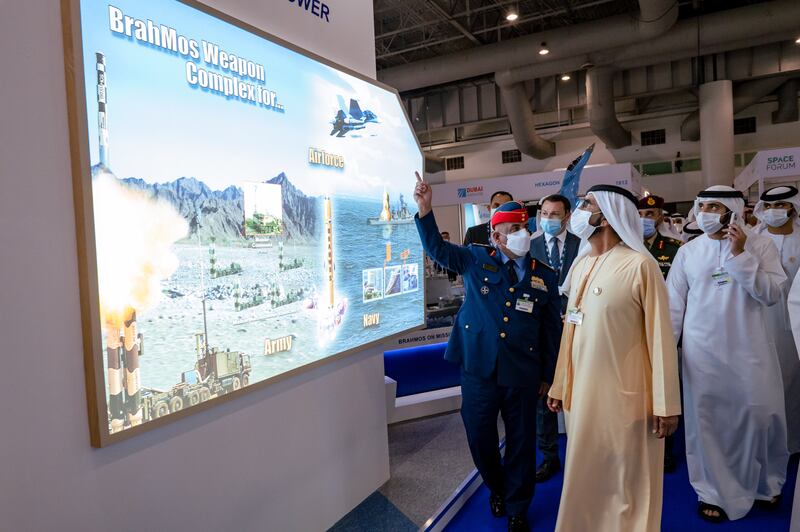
[
  {"xmin": 414, "ymin": 174, "xmax": 560, "ymax": 531},
  {"xmin": 529, "ymin": 193, "xmax": 580, "ymax": 482},
  {"xmin": 463, "ymin": 190, "xmax": 515, "ymax": 246}
]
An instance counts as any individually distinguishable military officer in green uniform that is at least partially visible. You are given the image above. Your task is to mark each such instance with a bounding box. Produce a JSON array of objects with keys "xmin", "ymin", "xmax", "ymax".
[
  {"xmin": 639, "ymin": 194, "xmax": 682, "ymax": 473},
  {"xmin": 639, "ymin": 195, "xmax": 682, "ymax": 280}
]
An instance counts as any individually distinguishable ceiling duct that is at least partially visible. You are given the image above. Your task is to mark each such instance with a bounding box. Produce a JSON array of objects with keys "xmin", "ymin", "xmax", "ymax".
[
  {"xmin": 380, "ymin": 0, "xmax": 798, "ymax": 93},
  {"xmin": 587, "ymin": 67, "xmax": 632, "ymax": 149},
  {"xmin": 773, "ymin": 79, "xmax": 799, "ymax": 124},
  {"xmin": 383, "ymin": 0, "xmax": 800, "ymax": 159},
  {"xmin": 680, "ymin": 75, "xmax": 795, "ymax": 141},
  {"xmin": 636, "ymin": 0, "xmax": 680, "ymax": 39},
  {"xmin": 493, "ymin": 0, "xmax": 677, "ymax": 158},
  {"xmin": 380, "ymin": 0, "xmax": 681, "ymax": 92},
  {"xmin": 495, "ymin": 76, "xmax": 556, "ymax": 159}
]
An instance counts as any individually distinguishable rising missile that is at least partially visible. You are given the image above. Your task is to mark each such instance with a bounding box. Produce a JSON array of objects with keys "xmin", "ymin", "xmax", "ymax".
[
  {"xmin": 96, "ymin": 52, "xmax": 110, "ymax": 168},
  {"xmin": 323, "ymin": 197, "xmax": 335, "ymax": 309}
]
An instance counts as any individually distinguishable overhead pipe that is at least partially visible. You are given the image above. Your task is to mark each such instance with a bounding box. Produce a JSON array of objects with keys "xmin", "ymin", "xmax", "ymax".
[
  {"xmin": 494, "ymin": 75, "xmax": 556, "ymax": 159},
  {"xmin": 773, "ymin": 79, "xmax": 799, "ymax": 124},
  {"xmin": 379, "ymin": 0, "xmax": 798, "ymax": 93},
  {"xmin": 680, "ymin": 75, "xmax": 793, "ymax": 141},
  {"xmin": 495, "ymin": 0, "xmax": 676, "ymax": 158},
  {"xmin": 587, "ymin": 67, "xmax": 631, "ymax": 149},
  {"xmin": 636, "ymin": 0, "xmax": 679, "ymax": 39}
]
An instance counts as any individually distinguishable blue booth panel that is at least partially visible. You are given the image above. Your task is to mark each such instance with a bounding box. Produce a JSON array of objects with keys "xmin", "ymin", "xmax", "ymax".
[{"xmin": 384, "ymin": 342, "xmax": 460, "ymax": 398}]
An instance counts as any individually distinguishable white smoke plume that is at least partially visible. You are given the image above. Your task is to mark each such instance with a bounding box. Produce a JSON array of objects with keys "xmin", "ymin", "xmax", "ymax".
[{"xmin": 92, "ymin": 172, "xmax": 188, "ymax": 323}]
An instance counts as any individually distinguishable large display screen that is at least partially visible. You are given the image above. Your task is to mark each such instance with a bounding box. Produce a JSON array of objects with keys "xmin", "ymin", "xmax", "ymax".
[{"xmin": 66, "ymin": 0, "xmax": 424, "ymax": 445}]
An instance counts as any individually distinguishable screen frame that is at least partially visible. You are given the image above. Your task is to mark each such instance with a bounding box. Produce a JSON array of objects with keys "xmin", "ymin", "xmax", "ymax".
[{"xmin": 60, "ymin": 0, "xmax": 425, "ymax": 447}]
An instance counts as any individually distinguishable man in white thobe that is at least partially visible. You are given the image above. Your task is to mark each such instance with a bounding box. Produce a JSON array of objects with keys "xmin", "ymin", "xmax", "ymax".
[
  {"xmin": 754, "ymin": 185, "xmax": 800, "ymax": 455},
  {"xmin": 786, "ymin": 267, "xmax": 800, "ymax": 532},
  {"xmin": 667, "ymin": 185, "xmax": 789, "ymax": 522}
]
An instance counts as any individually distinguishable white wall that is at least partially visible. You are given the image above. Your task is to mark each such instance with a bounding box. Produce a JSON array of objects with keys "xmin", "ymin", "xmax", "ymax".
[
  {"xmin": 203, "ymin": 0, "xmax": 376, "ymax": 78},
  {"xmin": 432, "ymin": 98, "xmax": 800, "ymax": 202},
  {"xmin": 0, "ymin": 1, "xmax": 388, "ymax": 531}
]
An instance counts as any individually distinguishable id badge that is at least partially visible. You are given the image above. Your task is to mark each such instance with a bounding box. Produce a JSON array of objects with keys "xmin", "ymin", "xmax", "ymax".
[
  {"xmin": 711, "ymin": 269, "xmax": 732, "ymax": 288},
  {"xmin": 566, "ymin": 308, "xmax": 584, "ymax": 326},
  {"xmin": 515, "ymin": 297, "xmax": 534, "ymax": 313}
]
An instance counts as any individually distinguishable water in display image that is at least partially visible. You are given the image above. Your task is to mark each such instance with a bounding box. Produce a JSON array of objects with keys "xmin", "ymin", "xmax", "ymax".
[{"xmin": 77, "ymin": 0, "xmax": 423, "ymax": 435}]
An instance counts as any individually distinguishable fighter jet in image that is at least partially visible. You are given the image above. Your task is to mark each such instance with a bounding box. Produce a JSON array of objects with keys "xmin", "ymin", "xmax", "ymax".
[{"xmin": 330, "ymin": 96, "xmax": 378, "ymax": 137}]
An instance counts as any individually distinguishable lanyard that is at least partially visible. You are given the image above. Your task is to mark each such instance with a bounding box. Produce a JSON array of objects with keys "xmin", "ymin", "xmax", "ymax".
[
  {"xmin": 559, "ymin": 245, "xmax": 617, "ymax": 411},
  {"xmin": 574, "ymin": 246, "xmax": 616, "ymax": 310}
]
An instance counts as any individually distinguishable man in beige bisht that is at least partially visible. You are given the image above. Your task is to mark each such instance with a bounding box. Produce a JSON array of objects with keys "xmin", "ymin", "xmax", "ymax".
[{"xmin": 547, "ymin": 184, "xmax": 682, "ymax": 532}]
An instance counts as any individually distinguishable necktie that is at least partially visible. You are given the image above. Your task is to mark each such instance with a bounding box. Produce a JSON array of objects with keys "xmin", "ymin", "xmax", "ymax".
[
  {"xmin": 506, "ymin": 260, "xmax": 519, "ymax": 285},
  {"xmin": 549, "ymin": 238, "xmax": 562, "ymax": 273}
]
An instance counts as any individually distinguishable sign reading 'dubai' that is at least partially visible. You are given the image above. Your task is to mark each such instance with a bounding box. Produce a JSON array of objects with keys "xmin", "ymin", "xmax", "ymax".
[{"xmin": 65, "ymin": 0, "xmax": 423, "ymax": 446}]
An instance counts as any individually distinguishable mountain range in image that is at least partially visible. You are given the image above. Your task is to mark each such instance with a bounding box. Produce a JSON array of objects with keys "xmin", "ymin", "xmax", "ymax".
[{"xmin": 92, "ymin": 165, "xmax": 319, "ymax": 243}]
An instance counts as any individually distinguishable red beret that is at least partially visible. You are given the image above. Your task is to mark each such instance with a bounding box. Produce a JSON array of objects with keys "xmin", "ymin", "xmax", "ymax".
[{"xmin": 490, "ymin": 201, "xmax": 529, "ymax": 228}]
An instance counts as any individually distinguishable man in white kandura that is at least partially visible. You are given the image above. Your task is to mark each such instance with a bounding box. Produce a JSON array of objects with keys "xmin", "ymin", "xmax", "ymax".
[
  {"xmin": 786, "ymin": 268, "xmax": 800, "ymax": 532},
  {"xmin": 754, "ymin": 185, "xmax": 800, "ymax": 456},
  {"xmin": 547, "ymin": 184, "xmax": 681, "ymax": 532},
  {"xmin": 667, "ymin": 185, "xmax": 789, "ymax": 523}
]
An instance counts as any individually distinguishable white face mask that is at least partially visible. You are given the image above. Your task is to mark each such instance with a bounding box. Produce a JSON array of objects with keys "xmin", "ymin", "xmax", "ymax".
[
  {"xmin": 696, "ymin": 212, "xmax": 724, "ymax": 234},
  {"xmin": 569, "ymin": 208, "xmax": 600, "ymax": 240},
  {"xmin": 504, "ymin": 228, "xmax": 531, "ymax": 257},
  {"xmin": 761, "ymin": 208, "xmax": 790, "ymax": 228}
]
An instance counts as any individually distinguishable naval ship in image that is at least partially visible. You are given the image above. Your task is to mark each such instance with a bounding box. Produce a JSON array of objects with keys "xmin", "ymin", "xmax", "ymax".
[{"xmin": 367, "ymin": 191, "xmax": 414, "ymax": 225}]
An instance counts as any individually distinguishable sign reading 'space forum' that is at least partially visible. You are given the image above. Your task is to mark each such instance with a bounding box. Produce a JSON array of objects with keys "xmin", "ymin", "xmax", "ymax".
[{"xmin": 66, "ymin": 0, "xmax": 424, "ymax": 446}]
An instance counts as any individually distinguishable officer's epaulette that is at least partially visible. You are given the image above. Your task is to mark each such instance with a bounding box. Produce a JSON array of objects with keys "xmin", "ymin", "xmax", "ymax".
[
  {"xmin": 472, "ymin": 243, "xmax": 497, "ymax": 257},
  {"xmin": 666, "ymin": 237, "xmax": 683, "ymax": 246},
  {"xmin": 531, "ymin": 258, "xmax": 556, "ymax": 272}
]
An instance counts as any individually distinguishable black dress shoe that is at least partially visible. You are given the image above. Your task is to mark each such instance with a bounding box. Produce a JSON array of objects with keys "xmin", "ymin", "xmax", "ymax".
[
  {"xmin": 490, "ymin": 492, "xmax": 506, "ymax": 517},
  {"xmin": 508, "ymin": 515, "xmax": 530, "ymax": 531},
  {"xmin": 535, "ymin": 459, "xmax": 561, "ymax": 482},
  {"xmin": 663, "ymin": 453, "xmax": 677, "ymax": 473}
]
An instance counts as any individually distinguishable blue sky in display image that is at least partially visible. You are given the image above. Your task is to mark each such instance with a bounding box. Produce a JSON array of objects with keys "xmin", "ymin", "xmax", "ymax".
[{"xmin": 79, "ymin": 0, "xmax": 421, "ymax": 200}]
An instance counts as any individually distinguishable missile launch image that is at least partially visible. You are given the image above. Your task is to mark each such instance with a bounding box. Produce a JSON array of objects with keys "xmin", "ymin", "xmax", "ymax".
[{"xmin": 72, "ymin": 0, "xmax": 424, "ymax": 437}]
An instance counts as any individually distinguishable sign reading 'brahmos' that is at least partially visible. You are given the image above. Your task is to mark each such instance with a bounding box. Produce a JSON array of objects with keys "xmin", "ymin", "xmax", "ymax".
[{"xmin": 62, "ymin": 0, "xmax": 423, "ymax": 446}]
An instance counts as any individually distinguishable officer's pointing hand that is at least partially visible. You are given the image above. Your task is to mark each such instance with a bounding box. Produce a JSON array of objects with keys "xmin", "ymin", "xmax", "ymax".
[{"xmin": 414, "ymin": 171, "xmax": 433, "ymax": 218}]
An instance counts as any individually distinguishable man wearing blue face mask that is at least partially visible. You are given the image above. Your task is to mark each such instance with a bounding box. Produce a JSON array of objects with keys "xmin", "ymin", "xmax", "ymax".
[
  {"xmin": 414, "ymin": 174, "xmax": 560, "ymax": 531},
  {"xmin": 638, "ymin": 195, "xmax": 683, "ymax": 282},
  {"xmin": 754, "ymin": 186, "xmax": 800, "ymax": 457},
  {"xmin": 530, "ymin": 194, "xmax": 580, "ymax": 482},
  {"xmin": 667, "ymin": 185, "xmax": 788, "ymax": 523}
]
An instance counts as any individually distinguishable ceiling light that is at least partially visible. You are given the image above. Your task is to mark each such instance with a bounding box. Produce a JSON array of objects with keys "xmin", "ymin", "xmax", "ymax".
[
  {"xmin": 796, "ymin": 36, "xmax": 800, "ymax": 44},
  {"xmin": 561, "ymin": 74, "xmax": 571, "ymax": 81},
  {"xmin": 539, "ymin": 42, "xmax": 549, "ymax": 55},
  {"xmin": 506, "ymin": 2, "xmax": 519, "ymax": 22}
]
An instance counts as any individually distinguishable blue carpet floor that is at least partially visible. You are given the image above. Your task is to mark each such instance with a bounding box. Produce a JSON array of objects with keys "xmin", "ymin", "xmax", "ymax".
[
  {"xmin": 446, "ymin": 427, "xmax": 798, "ymax": 531},
  {"xmin": 329, "ymin": 491, "xmax": 417, "ymax": 532}
]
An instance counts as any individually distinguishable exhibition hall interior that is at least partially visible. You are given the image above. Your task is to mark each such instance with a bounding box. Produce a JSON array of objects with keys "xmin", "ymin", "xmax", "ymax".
[{"xmin": 3, "ymin": 0, "xmax": 800, "ymax": 530}]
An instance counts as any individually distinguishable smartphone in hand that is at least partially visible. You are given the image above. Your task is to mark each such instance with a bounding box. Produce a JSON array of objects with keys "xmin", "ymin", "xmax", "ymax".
[{"xmin": 721, "ymin": 210, "xmax": 738, "ymax": 229}]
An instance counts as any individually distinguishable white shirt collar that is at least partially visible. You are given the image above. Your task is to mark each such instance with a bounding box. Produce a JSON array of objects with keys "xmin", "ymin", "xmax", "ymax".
[{"xmin": 544, "ymin": 229, "xmax": 567, "ymax": 245}]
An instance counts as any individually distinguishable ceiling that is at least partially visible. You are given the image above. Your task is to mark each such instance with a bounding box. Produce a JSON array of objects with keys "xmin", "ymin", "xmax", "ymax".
[{"xmin": 374, "ymin": 0, "xmax": 774, "ymax": 72}]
